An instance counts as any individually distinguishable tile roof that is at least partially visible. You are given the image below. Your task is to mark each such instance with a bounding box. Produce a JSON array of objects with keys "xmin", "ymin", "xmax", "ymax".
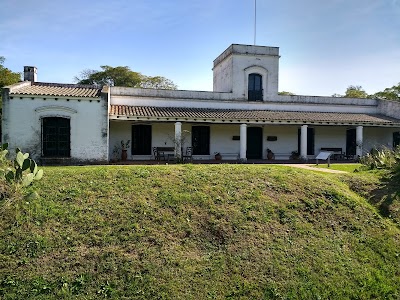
[
  {"xmin": 110, "ymin": 105, "xmax": 400, "ymax": 125},
  {"xmin": 10, "ymin": 82, "xmax": 102, "ymax": 98}
]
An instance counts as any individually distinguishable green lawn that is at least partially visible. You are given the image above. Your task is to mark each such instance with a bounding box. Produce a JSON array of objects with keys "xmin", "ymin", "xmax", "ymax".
[
  {"xmin": 0, "ymin": 164, "xmax": 399, "ymax": 299},
  {"xmin": 312, "ymin": 163, "xmax": 362, "ymax": 172}
]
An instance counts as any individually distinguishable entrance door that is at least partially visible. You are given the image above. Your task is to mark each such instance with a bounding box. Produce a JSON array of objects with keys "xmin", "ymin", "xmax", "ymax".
[
  {"xmin": 394, "ymin": 132, "xmax": 400, "ymax": 148},
  {"xmin": 132, "ymin": 125, "xmax": 152, "ymax": 155},
  {"xmin": 192, "ymin": 126, "xmax": 210, "ymax": 155},
  {"xmin": 42, "ymin": 117, "xmax": 70, "ymax": 157},
  {"xmin": 247, "ymin": 127, "xmax": 263, "ymax": 159},
  {"xmin": 346, "ymin": 128, "xmax": 356, "ymax": 155}
]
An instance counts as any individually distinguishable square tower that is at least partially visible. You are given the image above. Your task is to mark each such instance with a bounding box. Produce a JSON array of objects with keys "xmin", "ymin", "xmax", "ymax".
[{"xmin": 213, "ymin": 44, "xmax": 280, "ymax": 100}]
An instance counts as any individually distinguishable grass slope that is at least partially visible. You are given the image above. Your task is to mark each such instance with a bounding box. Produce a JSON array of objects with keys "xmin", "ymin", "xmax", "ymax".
[{"xmin": 1, "ymin": 165, "xmax": 399, "ymax": 299}]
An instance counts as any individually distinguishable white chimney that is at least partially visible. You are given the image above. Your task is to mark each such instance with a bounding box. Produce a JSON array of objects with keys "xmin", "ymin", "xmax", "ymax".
[{"xmin": 24, "ymin": 66, "xmax": 37, "ymax": 82}]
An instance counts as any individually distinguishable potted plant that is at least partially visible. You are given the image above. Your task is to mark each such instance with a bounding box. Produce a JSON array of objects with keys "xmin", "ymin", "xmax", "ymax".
[
  {"xmin": 214, "ymin": 152, "xmax": 222, "ymax": 160},
  {"xmin": 120, "ymin": 140, "xmax": 130, "ymax": 161},
  {"xmin": 289, "ymin": 150, "xmax": 300, "ymax": 160},
  {"xmin": 266, "ymin": 148, "xmax": 275, "ymax": 160}
]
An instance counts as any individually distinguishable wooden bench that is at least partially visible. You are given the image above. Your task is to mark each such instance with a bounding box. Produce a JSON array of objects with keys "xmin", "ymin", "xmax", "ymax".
[
  {"xmin": 219, "ymin": 153, "xmax": 240, "ymax": 160},
  {"xmin": 154, "ymin": 147, "xmax": 175, "ymax": 161}
]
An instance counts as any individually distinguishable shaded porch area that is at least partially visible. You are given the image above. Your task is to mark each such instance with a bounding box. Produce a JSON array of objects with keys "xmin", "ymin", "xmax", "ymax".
[{"xmin": 109, "ymin": 105, "xmax": 400, "ymax": 163}]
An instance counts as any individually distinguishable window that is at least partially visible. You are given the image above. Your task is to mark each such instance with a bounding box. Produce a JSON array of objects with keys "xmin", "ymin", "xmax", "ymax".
[
  {"xmin": 132, "ymin": 125, "xmax": 152, "ymax": 155},
  {"xmin": 248, "ymin": 73, "xmax": 263, "ymax": 101},
  {"xmin": 192, "ymin": 126, "xmax": 210, "ymax": 155},
  {"xmin": 42, "ymin": 117, "xmax": 70, "ymax": 157}
]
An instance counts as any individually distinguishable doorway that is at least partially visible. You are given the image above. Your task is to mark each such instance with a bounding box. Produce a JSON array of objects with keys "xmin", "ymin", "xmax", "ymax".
[
  {"xmin": 42, "ymin": 117, "xmax": 70, "ymax": 157},
  {"xmin": 393, "ymin": 132, "xmax": 400, "ymax": 148},
  {"xmin": 247, "ymin": 127, "xmax": 263, "ymax": 159},
  {"xmin": 346, "ymin": 128, "xmax": 356, "ymax": 156}
]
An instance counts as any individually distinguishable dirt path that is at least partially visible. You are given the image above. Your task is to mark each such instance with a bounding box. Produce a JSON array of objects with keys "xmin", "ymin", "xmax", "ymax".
[{"xmin": 282, "ymin": 164, "xmax": 348, "ymax": 174}]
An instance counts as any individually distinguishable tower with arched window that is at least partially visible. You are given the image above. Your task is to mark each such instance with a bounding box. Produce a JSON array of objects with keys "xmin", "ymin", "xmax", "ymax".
[{"xmin": 212, "ymin": 44, "xmax": 280, "ymax": 101}]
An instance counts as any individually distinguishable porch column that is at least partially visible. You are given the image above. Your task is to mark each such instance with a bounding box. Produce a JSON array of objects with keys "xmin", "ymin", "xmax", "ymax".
[
  {"xmin": 175, "ymin": 122, "xmax": 182, "ymax": 159},
  {"xmin": 356, "ymin": 125, "xmax": 363, "ymax": 157},
  {"xmin": 300, "ymin": 125, "xmax": 308, "ymax": 160},
  {"xmin": 240, "ymin": 124, "xmax": 247, "ymax": 161}
]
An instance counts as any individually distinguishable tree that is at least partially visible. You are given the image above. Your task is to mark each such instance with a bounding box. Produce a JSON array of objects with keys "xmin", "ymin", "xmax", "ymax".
[
  {"xmin": 344, "ymin": 85, "xmax": 368, "ymax": 98},
  {"xmin": 278, "ymin": 91, "xmax": 295, "ymax": 96},
  {"xmin": 372, "ymin": 83, "xmax": 400, "ymax": 101},
  {"xmin": 75, "ymin": 65, "xmax": 177, "ymax": 90},
  {"xmin": 0, "ymin": 57, "xmax": 21, "ymax": 88},
  {"xmin": 139, "ymin": 76, "xmax": 177, "ymax": 90},
  {"xmin": 1, "ymin": 57, "xmax": 21, "ymax": 113}
]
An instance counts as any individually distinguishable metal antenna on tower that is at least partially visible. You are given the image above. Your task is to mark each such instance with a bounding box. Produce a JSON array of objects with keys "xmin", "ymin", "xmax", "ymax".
[{"xmin": 254, "ymin": 0, "xmax": 257, "ymax": 45}]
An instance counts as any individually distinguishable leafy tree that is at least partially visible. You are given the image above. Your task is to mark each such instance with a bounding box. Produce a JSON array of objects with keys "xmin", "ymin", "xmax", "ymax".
[
  {"xmin": 372, "ymin": 83, "xmax": 400, "ymax": 101},
  {"xmin": 0, "ymin": 56, "xmax": 21, "ymax": 112},
  {"xmin": 344, "ymin": 85, "xmax": 368, "ymax": 98},
  {"xmin": 75, "ymin": 65, "xmax": 177, "ymax": 90},
  {"xmin": 0, "ymin": 57, "xmax": 21, "ymax": 89},
  {"xmin": 278, "ymin": 91, "xmax": 295, "ymax": 96},
  {"xmin": 139, "ymin": 76, "xmax": 177, "ymax": 90}
]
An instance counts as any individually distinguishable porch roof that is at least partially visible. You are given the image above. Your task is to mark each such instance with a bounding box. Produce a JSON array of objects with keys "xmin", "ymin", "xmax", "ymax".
[{"xmin": 109, "ymin": 105, "xmax": 400, "ymax": 127}]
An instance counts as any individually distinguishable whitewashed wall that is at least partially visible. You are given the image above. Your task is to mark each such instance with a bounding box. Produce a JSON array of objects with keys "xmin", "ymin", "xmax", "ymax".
[
  {"xmin": 363, "ymin": 127, "xmax": 399, "ymax": 152},
  {"xmin": 2, "ymin": 96, "xmax": 108, "ymax": 162},
  {"xmin": 263, "ymin": 125, "xmax": 299, "ymax": 159},
  {"xmin": 212, "ymin": 44, "xmax": 280, "ymax": 99},
  {"xmin": 109, "ymin": 121, "xmax": 192, "ymax": 160},
  {"xmin": 209, "ymin": 125, "xmax": 241, "ymax": 160},
  {"xmin": 111, "ymin": 93, "xmax": 378, "ymax": 114}
]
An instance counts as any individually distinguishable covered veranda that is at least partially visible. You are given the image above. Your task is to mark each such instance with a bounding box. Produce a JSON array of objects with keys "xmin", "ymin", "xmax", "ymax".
[{"xmin": 109, "ymin": 105, "xmax": 400, "ymax": 162}]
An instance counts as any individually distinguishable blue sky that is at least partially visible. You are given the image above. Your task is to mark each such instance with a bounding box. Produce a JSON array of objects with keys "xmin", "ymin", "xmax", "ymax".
[{"xmin": 1, "ymin": 0, "xmax": 399, "ymax": 96}]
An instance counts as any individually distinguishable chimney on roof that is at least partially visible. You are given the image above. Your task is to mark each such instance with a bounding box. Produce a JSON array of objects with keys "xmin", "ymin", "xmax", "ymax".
[{"xmin": 24, "ymin": 66, "xmax": 37, "ymax": 82}]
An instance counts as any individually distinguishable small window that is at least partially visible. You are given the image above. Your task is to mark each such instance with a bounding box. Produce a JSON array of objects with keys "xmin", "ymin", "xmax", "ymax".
[
  {"xmin": 42, "ymin": 117, "xmax": 70, "ymax": 157},
  {"xmin": 248, "ymin": 73, "xmax": 263, "ymax": 101}
]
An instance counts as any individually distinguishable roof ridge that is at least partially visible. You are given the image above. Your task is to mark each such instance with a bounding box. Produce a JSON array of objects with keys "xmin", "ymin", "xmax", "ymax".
[{"xmin": 33, "ymin": 82, "xmax": 101, "ymax": 89}]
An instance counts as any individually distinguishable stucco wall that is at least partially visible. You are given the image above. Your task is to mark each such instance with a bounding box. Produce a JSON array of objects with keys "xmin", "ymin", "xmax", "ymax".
[
  {"xmin": 2, "ymin": 95, "xmax": 108, "ymax": 162},
  {"xmin": 109, "ymin": 122, "xmax": 192, "ymax": 160},
  {"xmin": 263, "ymin": 125, "xmax": 299, "ymax": 159},
  {"xmin": 378, "ymin": 99, "xmax": 400, "ymax": 119},
  {"xmin": 212, "ymin": 44, "xmax": 280, "ymax": 99},
  {"xmin": 111, "ymin": 87, "xmax": 378, "ymax": 114},
  {"xmin": 363, "ymin": 127, "xmax": 399, "ymax": 151},
  {"xmin": 213, "ymin": 56, "xmax": 233, "ymax": 93}
]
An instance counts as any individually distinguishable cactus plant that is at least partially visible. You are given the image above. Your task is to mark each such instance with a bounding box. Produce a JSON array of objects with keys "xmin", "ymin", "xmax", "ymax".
[{"xmin": 4, "ymin": 146, "xmax": 43, "ymax": 187}]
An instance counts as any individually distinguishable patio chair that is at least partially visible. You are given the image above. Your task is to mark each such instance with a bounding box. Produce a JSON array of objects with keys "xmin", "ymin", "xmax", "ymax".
[
  {"xmin": 153, "ymin": 147, "xmax": 163, "ymax": 161},
  {"xmin": 183, "ymin": 147, "xmax": 193, "ymax": 163}
]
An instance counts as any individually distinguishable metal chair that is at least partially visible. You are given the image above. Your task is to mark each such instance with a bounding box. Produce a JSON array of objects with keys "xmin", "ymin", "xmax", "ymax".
[
  {"xmin": 153, "ymin": 147, "xmax": 163, "ymax": 161},
  {"xmin": 183, "ymin": 146, "xmax": 193, "ymax": 163}
]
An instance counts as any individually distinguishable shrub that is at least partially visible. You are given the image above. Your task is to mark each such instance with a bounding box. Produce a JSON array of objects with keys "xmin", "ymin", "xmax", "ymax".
[{"xmin": 359, "ymin": 146, "xmax": 400, "ymax": 170}]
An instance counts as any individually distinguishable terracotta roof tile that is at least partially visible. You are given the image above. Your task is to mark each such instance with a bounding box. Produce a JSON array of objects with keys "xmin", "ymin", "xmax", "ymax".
[
  {"xmin": 110, "ymin": 105, "xmax": 400, "ymax": 125},
  {"xmin": 10, "ymin": 82, "xmax": 101, "ymax": 98}
]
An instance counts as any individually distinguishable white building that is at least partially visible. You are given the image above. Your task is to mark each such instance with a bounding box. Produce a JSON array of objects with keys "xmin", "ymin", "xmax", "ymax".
[{"xmin": 2, "ymin": 44, "xmax": 400, "ymax": 164}]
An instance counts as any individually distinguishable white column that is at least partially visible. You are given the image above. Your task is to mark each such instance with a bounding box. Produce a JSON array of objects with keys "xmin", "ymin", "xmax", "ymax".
[
  {"xmin": 300, "ymin": 125, "xmax": 308, "ymax": 160},
  {"xmin": 356, "ymin": 125, "xmax": 363, "ymax": 157},
  {"xmin": 240, "ymin": 124, "xmax": 247, "ymax": 161},
  {"xmin": 174, "ymin": 122, "xmax": 182, "ymax": 159}
]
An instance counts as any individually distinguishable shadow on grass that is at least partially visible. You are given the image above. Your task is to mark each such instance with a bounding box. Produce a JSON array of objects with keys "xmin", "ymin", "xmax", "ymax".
[{"xmin": 369, "ymin": 170, "xmax": 400, "ymax": 226}]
